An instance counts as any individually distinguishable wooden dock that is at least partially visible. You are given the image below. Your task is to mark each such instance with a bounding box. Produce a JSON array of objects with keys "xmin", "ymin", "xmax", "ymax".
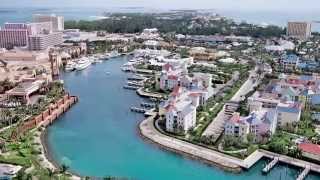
[{"xmin": 262, "ymin": 157, "xmax": 279, "ymax": 174}]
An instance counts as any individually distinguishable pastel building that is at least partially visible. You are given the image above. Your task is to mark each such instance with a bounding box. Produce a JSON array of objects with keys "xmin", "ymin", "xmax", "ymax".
[
  {"xmin": 159, "ymin": 63, "xmax": 211, "ymax": 91},
  {"xmin": 0, "ymin": 23, "xmax": 29, "ymax": 49},
  {"xmin": 0, "ymin": 21, "xmax": 58, "ymax": 50},
  {"xmin": 279, "ymin": 54, "xmax": 299, "ymax": 71},
  {"xmin": 276, "ymin": 102, "xmax": 302, "ymax": 127},
  {"xmin": 225, "ymin": 108, "xmax": 277, "ymax": 143}
]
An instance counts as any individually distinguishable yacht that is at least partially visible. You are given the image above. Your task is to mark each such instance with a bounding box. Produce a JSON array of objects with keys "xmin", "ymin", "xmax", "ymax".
[
  {"xmin": 76, "ymin": 57, "xmax": 91, "ymax": 70},
  {"xmin": 65, "ymin": 61, "xmax": 76, "ymax": 71},
  {"xmin": 108, "ymin": 50, "xmax": 120, "ymax": 59}
]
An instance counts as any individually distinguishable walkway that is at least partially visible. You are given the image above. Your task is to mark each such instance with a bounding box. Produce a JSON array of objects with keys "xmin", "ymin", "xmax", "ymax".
[
  {"xmin": 139, "ymin": 115, "xmax": 243, "ymax": 171},
  {"xmin": 136, "ymin": 88, "xmax": 163, "ymax": 99},
  {"xmin": 139, "ymin": 116, "xmax": 320, "ymax": 176}
]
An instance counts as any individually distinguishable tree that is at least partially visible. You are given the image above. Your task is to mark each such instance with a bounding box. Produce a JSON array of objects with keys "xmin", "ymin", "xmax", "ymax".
[
  {"xmin": 60, "ymin": 164, "xmax": 69, "ymax": 174},
  {"xmin": 47, "ymin": 168, "xmax": 55, "ymax": 177}
]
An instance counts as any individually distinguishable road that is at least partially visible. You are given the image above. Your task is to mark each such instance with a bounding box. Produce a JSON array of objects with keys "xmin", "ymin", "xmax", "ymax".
[{"xmin": 202, "ymin": 66, "xmax": 261, "ymax": 139}]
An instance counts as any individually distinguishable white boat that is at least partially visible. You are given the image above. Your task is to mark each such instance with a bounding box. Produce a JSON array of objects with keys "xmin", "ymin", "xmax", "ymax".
[
  {"xmin": 107, "ymin": 50, "xmax": 120, "ymax": 59},
  {"xmin": 76, "ymin": 57, "xmax": 91, "ymax": 70},
  {"xmin": 65, "ymin": 62, "xmax": 76, "ymax": 71}
]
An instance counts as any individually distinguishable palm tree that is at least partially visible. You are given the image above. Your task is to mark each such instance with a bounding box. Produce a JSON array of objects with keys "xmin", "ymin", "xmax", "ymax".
[
  {"xmin": 47, "ymin": 167, "xmax": 55, "ymax": 177},
  {"xmin": 1, "ymin": 108, "xmax": 12, "ymax": 126},
  {"xmin": 60, "ymin": 164, "xmax": 69, "ymax": 174}
]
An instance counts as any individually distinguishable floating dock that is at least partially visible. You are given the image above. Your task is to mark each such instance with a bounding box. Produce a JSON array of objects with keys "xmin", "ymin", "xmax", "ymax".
[{"xmin": 262, "ymin": 157, "xmax": 279, "ymax": 174}]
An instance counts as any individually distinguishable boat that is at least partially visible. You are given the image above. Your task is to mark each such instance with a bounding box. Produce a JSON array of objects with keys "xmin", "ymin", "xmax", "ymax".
[
  {"xmin": 65, "ymin": 61, "xmax": 76, "ymax": 71},
  {"xmin": 108, "ymin": 50, "xmax": 120, "ymax": 59},
  {"xmin": 76, "ymin": 57, "xmax": 91, "ymax": 70},
  {"xmin": 106, "ymin": 71, "xmax": 111, "ymax": 75}
]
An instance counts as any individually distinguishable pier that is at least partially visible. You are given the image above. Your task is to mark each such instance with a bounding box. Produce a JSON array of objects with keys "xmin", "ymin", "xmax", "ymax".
[
  {"xmin": 262, "ymin": 157, "xmax": 279, "ymax": 174},
  {"xmin": 127, "ymin": 81, "xmax": 144, "ymax": 87},
  {"xmin": 128, "ymin": 76, "xmax": 145, "ymax": 81},
  {"xmin": 141, "ymin": 102, "xmax": 156, "ymax": 108},
  {"xmin": 123, "ymin": 85, "xmax": 140, "ymax": 90},
  {"xmin": 297, "ymin": 166, "xmax": 311, "ymax": 180},
  {"xmin": 131, "ymin": 107, "xmax": 148, "ymax": 113}
]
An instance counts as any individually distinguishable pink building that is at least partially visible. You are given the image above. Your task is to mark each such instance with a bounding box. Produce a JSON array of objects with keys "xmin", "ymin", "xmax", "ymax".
[{"xmin": 0, "ymin": 23, "xmax": 29, "ymax": 49}]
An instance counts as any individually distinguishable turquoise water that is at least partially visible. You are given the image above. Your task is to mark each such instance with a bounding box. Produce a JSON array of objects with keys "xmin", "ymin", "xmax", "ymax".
[{"xmin": 47, "ymin": 56, "xmax": 320, "ymax": 179}]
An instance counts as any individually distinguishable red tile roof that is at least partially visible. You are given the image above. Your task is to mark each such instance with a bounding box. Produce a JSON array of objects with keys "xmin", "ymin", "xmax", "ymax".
[
  {"xmin": 168, "ymin": 75, "xmax": 178, "ymax": 80},
  {"xmin": 163, "ymin": 63, "xmax": 173, "ymax": 71},
  {"xmin": 298, "ymin": 143, "xmax": 320, "ymax": 155}
]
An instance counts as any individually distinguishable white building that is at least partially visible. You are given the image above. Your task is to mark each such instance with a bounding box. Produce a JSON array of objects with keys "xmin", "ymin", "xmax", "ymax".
[
  {"xmin": 163, "ymin": 86, "xmax": 198, "ymax": 133},
  {"xmin": 33, "ymin": 14, "xmax": 64, "ymax": 31},
  {"xmin": 28, "ymin": 32, "xmax": 63, "ymax": 51}
]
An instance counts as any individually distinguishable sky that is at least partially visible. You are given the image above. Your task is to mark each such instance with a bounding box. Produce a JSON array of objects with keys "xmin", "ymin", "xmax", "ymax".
[{"xmin": 1, "ymin": 0, "xmax": 319, "ymax": 12}]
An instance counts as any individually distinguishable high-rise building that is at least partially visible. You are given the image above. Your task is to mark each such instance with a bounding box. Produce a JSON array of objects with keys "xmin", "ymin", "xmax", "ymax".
[
  {"xmin": 28, "ymin": 32, "xmax": 63, "ymax": 51},
  {"xmin": 32, "ymin": 14, "xmax": 64, "ymax": 31},
  {"xmin": 0, "ymin": 23, "xmax": 29, "ymax": 49},
  {"xmin": 28, "ymin": 22, "xmax": 53, "ymax": 35},
  {"xmin": 287, "ymin": 22, "xmax": 312, "ymax": 40}
]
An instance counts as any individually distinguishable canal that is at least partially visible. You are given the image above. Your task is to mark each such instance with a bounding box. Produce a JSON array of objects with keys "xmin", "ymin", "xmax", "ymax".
[{"xmin": 47, "ymin": 56, "xmax": 320, "ymax": 180}]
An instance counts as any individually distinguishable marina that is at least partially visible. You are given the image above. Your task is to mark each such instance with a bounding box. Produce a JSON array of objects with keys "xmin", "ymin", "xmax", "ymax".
[{"xmin": 46, "ymin": 56, "xmax": 320, "ymax": 179}]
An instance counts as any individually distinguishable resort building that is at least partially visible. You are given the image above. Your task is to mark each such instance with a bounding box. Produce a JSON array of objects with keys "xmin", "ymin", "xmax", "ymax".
[
  {"xmin": 0, "ymin": 23, "xmax": 29, "ymax": 49},
  {"xmin": 246, "ymin": 73, "xmax": 320, "ymax": 129},
  {"xmin": 163, "ymin": 86, "xmax": 204, "ymax": 134},
  {"xmin": 265, "ymin": 40, "xmax": 295, "ymax": 52},
  {"xmin": 33, "ymin": 14, "xmax": 64, "ymax": 31},
  {"xmin": 159, "ymin": 62, "xmax": 211, "ymax": 91},
  {"xmin": 278, "ymin": 54, "xmax": 299, "ymax": 71},
  {"xmin": 28, "ymin": 32, "xmax": 64, "ymax": 51},
  {"xmin": 287, "ymin": 22, "xmax": 312, "ymax": 40},
  {"xmin": 225, "ymin": 103, "xmax": 277, "ymax": 143},
  {"xmin": 5, "ymin": 79, "xmax": 46, "ymax": 104},
  {"xmin": 136, "ymin": 28, "xmax": 162, "ymax": 41},
  {"xmin": 276, "ymin": 102, "xmax": 302, "ymax": 127}
]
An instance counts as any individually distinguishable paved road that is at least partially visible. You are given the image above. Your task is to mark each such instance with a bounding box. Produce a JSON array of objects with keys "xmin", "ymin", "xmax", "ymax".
[{"xmin": 202, "ymin": 66, "xmax": 261, "ymax": 138}]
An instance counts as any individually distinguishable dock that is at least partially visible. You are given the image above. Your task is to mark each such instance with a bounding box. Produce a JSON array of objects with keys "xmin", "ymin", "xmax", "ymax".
[
  {"xmin": 131, "ymin": 107, "xmax": 148, "ymax": 113},
  {"xmin": 128, "ymin": 76, "xmax": 145, "ymax": 81},
  {"xmin": 127, "ymin": 81, "xmax": 144, "ymax": 87},
  {"xmin": 123, "ymin": 85, "xmax": 140, "ymax": 90},
  {"xmin": 297, "ymin": 166, "xmax": 311, "ymax": 180},
  {"xmin": 262, "ymin": 157, "xmax": 279, "ymax": 174},
  {"xmin": 141, "ymin": 102, "xmax": 156, "ymax": 108}
]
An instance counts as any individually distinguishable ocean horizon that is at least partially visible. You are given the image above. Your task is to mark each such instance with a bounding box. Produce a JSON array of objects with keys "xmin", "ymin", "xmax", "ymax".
[{"xmin": 1, "ymin": 7, "xmax": 320, "ymax": 31}]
